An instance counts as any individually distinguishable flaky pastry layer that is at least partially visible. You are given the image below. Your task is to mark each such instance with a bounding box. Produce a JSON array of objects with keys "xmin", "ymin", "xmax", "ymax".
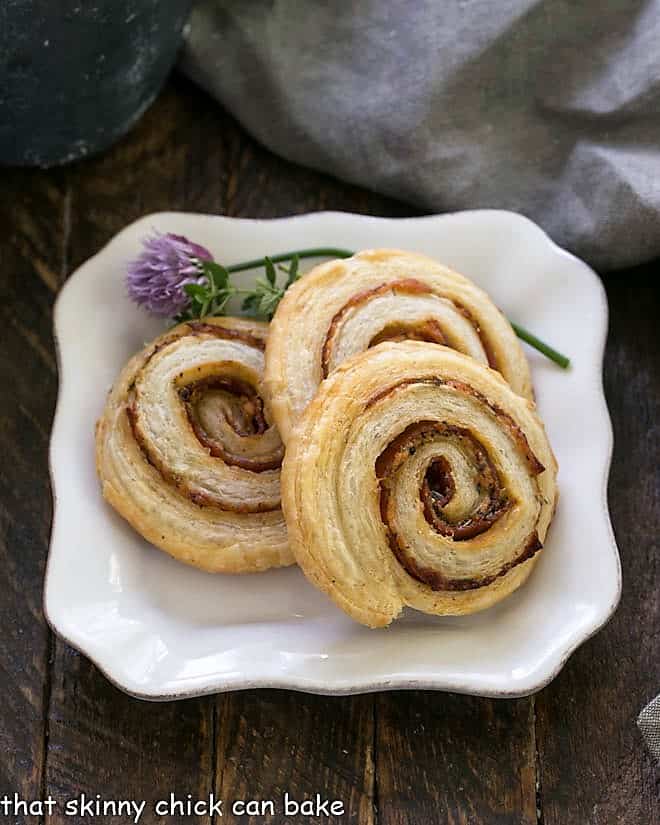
[
  {"xmin": 281, "ymin": 342, "xmax": 557, "ymax": 627},
  {"xmin": 266, "ymin": 249, "xmax": 533, "ymax": 443},
  {"xmin": 96, "ymin": 317, "xmax": 292, "ymax": 573}
]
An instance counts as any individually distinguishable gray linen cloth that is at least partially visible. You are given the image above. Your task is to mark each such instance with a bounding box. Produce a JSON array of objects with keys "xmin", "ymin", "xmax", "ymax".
[
  {"xmin": 181, "ymin": 1, "xmax": 660, "ymax": 755},
  {"xmin": 180, "ymin": 0, "xmax": 660, "ymax": 271},
  {"xmin": 638, "ymin": 696, "xmax": 660, "ymax": 761}
]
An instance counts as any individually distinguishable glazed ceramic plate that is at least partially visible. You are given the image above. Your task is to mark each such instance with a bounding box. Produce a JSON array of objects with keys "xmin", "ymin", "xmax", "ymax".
[{"xmin": 46, "ymin": 210, "xmax": 620, "ymax": 699}]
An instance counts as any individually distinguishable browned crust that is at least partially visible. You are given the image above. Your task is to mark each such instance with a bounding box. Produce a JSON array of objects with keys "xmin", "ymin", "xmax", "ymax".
[
  {"xmin": 186, "ymin": 321, "xmax": 266, "ymax": 351},
  {"xmin": 373, "ymin": 410, "xmax": 545, "ymax": 592},
  {"xmin": 127, "ymin": 321, "xmax": 266, "ymax": 393},
  {"xmin": 379, "ymin": 422, "xmax": 511, "ymax": 542},
  {"xmin": 368, "ymin": 318, "xmax": 447, "ymax": 348},
  {"xmin": 127, "ymin": 403, "xmax": 280, "ymax": 514},
  {"xmin": 321, "ymin": 279, "xmax": 430, "ymax": 377},
  {"xmin": 95, "ymin": 316, "xmax": 293, "ymax": 574},
  {"xmin": 320, "ymin": 278, "xmax": 499, "ymax": 377},
  {"xmin": 386, "ymin": 524, "xmax": 542, "ymax": 592},
  {"xmin": 126, "ymin": 390, "xmax": 280, "ymax": 516},
  {"xmin": 180, "ymin": 377, "xmax": 283, "ymax": 472},
  {"xmin": 366, "ymin": 377, "xmax": 545, "ymax": 476},
  {"xmin": 450, "ymin": 300, "xmax": 498, "ymax": 369},
  {"xmin": 376, "ymin": 421, "xmax": 517, "ymax": 590},
  {"xmin": 123, "ymin": 321, "xmax": 280, "ymax": 512}
]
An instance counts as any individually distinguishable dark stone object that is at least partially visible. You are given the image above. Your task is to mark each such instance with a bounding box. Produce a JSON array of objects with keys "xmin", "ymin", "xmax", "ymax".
[{"xmin": 0, "ymin": 0, "xmax": 193, "ymax": 166}]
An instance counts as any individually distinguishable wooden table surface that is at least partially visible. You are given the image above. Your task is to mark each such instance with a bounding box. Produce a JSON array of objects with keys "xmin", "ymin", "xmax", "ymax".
[{"xmin": 1, "ymin": 75, "xmax": 658, "ymax": 825}]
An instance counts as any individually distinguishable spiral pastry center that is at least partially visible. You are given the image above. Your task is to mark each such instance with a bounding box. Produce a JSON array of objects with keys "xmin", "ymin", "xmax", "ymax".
[
  {"xmin": 128, "ymin": 326, "xmax": 282, "ymax": 514},
  {"xmin": 180, "ymin": 377, "xmax": 283, "ymax": 471},
  {"xmin": 377, "ymin": 420, "xmax": 513, "ymax": 566},
  {"xmin": 279, "ymin": 341, "xmax": 557, "ymax": 626},
  {"xmin": 369, "ymin": 380, "xmax": 546, "ymax": 592}
]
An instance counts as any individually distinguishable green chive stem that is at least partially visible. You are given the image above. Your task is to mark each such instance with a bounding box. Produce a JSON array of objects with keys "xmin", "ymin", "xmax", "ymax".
[
  {"xmin": 510, "ymin": 322, "xmax": 570, "ymax": 369},
  {"xmin": 226, "ymin": 247, "xmax": 354, "ymax": 274}
]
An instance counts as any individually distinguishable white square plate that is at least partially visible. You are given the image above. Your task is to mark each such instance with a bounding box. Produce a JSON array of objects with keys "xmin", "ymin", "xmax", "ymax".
[{"xmin": 46, "ymin": 210, "xmax": 620, "ymax": 699}]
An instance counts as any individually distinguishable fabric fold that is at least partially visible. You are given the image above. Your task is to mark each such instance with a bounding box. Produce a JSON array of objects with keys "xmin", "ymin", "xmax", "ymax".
[{"xmin": 180, "ymin": 0, "xmax": 660, "ymax": 269}]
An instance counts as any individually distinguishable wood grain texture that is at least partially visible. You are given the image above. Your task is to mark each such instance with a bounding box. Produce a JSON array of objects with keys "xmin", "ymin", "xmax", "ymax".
[
  {"xmin": 535, "ymin": 271, "xmax": 660, "ymax": 825},
  {"xmin": 41, "ymin": 79, "xmax": 217, "ymax": 825},
  {"xmin": 45, "ymin": 646, "xmax": 213, "ymax": 825},
  {"xmin": 376, "ymin": 693, "xmax": 538, "ymax": 825},
  {"xmin": 0, "ymin": 168, "xmax": 67, "ymax": 824},
  {"xmin": 214, "ymin": 691, "xmax": 375, "ymax": 824},
  {"xmin": 0, "ymin": 71, "xmax": 657, "ymax": 825}
]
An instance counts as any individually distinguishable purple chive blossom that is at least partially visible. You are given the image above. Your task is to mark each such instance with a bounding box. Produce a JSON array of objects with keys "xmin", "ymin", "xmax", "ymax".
[{"xmin": 126, "ymin": 232, "xmax": 213, "ymax": 317}]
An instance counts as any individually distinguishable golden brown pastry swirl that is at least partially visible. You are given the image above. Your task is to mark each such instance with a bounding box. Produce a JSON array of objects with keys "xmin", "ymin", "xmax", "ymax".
[
  {"xmin": 266, "ymin": 249, "xmax": 533, "ymax": 443},
  {"xmin": 96, "ymin": 317, "xmax": 292, "ymax": 573},
  {"xmin": 281, "ymin": 342, "xmax": 557, "ymax": 627}
]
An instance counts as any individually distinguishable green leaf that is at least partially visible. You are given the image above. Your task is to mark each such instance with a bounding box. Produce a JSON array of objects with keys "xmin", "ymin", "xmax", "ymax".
[
  {"xmin": 264, "ymin": 256, "xmax": 276, "ymax": 286},
  {"xmin": 242, "ymin": 293, "xmax": 258, "ymax": 311},
  {"xmin": 285, "ymin": 254, "xmax": 299, "ymax": 288},
  {"xmin": 202, "ymin": 261, "xmax": 230, "ymax": 290},
  {"xmin": 183, "ymin": 283, "xmax": 209, "ymax": 301}
]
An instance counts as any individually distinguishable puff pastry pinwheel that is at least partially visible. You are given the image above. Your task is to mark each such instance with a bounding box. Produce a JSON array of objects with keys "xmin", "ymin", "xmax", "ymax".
[
  {"xmin": 95, "ymin": 317, "xmax": 292, "ymax": 573},
  {"xmin": 265, "ymin": 249, "xmax": 532, "ymax": 443},
  {"xmin": 281, "ymin": 342, "xmax": 557, "ymax": 627}
]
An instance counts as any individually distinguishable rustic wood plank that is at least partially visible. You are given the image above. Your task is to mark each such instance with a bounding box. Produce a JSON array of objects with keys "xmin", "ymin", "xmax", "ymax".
[
  {"xmin": 535, "ymin": 270, "xmax": 660, "ymax": 825},
  {"xmin": 42, "ymin": 82, "xmax": 219, "ymax": 825},
  {"xmin": 45, "ymin": 649, "xmax": 214, "ymax": 825},
  {"xmin": 0, "ymin": 166, "xmax": 68, "ymax": 824},
  {"xmin": 214, "ymin": 691, "xmax": 375, "ymax": 824},
  {"xmin": 375, "ymin": 692, "xmax": 537, "ymax": 825}
]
